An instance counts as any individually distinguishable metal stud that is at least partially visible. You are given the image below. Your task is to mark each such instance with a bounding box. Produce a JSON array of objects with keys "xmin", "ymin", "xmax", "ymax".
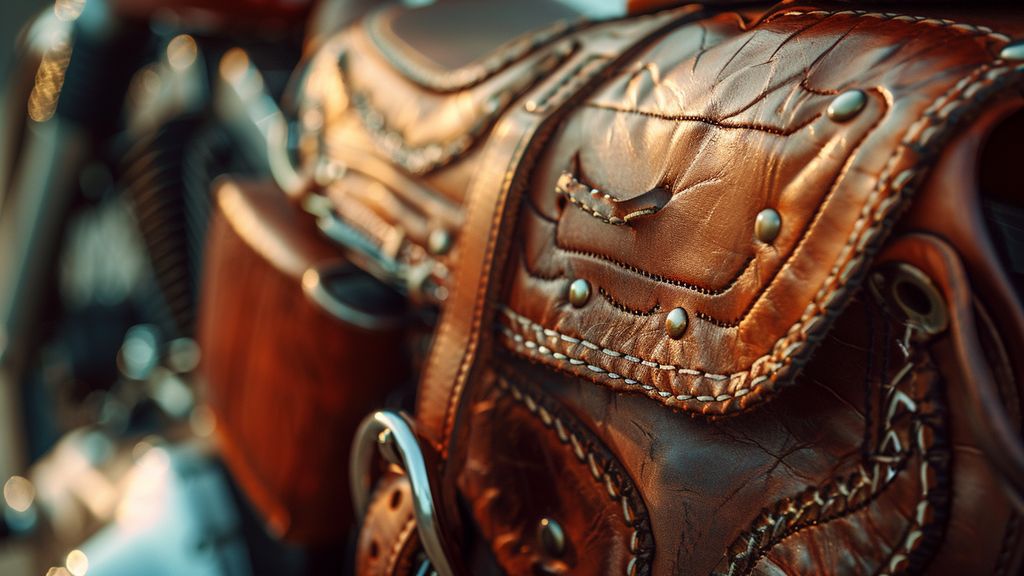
[
  {"xmin": 755, "ymin": 208, "xmax": 782, "ymax": 244},
  {"xmin": 537, "ymin": 518, "xmax": 566, "ymax": 558},
  {"xmin": 1000, "ymin": 40, "xmax": 1024, "ymax": 62},
  {"xmin": 568, "ymin": 279, "xmax": 591, "ymax": 308},
  {"xmin": 827, "ymin": 89, "xmax": 867, "ymax": 122},
  {"xmin": 665, "ymin": 307, "xmax": 689, "ymax": 340},
  {"xmin": 427, "ymin": 228, "xmax": 453, "ymax": 256}
]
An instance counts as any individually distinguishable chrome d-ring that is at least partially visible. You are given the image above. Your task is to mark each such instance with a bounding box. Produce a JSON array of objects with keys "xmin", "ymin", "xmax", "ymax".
[{"xmin": 351, "ymin": 411, "xmax": 458, "ymax": 576}]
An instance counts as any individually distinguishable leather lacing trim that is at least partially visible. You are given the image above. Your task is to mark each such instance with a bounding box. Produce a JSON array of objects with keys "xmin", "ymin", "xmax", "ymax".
[
  {"xmin": 496, "ymin": 376, "xmax": 653, "ymax": 576},
  {"xmin": 722, "ymin": 323, "xmax": 949, "ymax": 575}
]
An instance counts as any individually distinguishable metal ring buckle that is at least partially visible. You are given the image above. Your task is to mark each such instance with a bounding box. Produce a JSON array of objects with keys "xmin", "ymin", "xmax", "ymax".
[{"xmin": 350, "ymin": 411, "xmax": 460, "ymax": 576}]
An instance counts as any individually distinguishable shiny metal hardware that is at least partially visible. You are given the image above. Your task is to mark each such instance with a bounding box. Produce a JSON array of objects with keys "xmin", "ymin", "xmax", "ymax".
[
  {"xmin": 301, "ymin": 262, "xmax": 407, "ymax": 331},
  {"xmin": 568, "ymin": 278, "xmax": 591, "ymax": 308},
  {"xmin": 317, "ymin": 212, "xmax": 406, "ymax": 285},
  {"xmin": 827, "ymin": 89, "xmax": 867, "ymax": 123},
  {"xmin": 665, "ymin": 307, "xmax": 689, "ymax": 339},
  {"xmin": 1000, "ymin": 40, "xmax": 1024, "ymax": 62},
  {"xmin": 537, "ymin": 518, "xmax": 566, "ymax": 558},
  {"xmin": 870, "ymin": 263, "xmax": 948, "ymax": 335},
  {"xmin": 427, "ymin": 228, "xmax": 454, "ymax": 256},
  {"xmin": 216, "ymin": 48, "xmax": 308, "ymax": 198},
  {"xmin": 754, "ymin": 208, "xmax": 781, "ymax": 244},
  {"xmin": 351, "ymin": 411, "xmax": 459, "ymax": 576}
]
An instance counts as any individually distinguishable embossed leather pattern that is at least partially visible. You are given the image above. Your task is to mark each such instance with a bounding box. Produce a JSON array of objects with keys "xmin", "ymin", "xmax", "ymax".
[
  {"xmin": 502, "ymin": 8, "xmax": 1022, "ymax": 415},
  {"xmin": 290, "ymin": 1, "xmax": 1024, "ymax": 574}
]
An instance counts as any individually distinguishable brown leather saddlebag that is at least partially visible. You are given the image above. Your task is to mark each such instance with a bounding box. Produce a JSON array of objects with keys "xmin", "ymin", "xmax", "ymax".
[
  {"xmin": 286, "ymin": 0, "xmax": 1024, "ymax": 573},
  {"xmin": 197, "ymin": 179, "xmax": 410, "ymax": 543}
]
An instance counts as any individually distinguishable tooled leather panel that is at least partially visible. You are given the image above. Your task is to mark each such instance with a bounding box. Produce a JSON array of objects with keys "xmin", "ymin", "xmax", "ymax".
[
  {"xmin": 297, "ymin": 11, "xmax": 691, "ymax": 299},
  {"xmin": 459, "ymin": 371, "xmax": 653, "ymax": 576},
  {"xmin": 500, "ymin": 7, "xmax": 1024, "ymax": 414},
  {"xmin": 514, "ymin": 295, "xmax": 951, "ymax": 574}
]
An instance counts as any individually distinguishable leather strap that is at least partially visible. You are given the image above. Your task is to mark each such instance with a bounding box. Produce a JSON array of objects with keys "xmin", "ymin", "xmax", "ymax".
[{"xmin": 414, "ymin": 5, "xmax": 705, "ymax": 458}]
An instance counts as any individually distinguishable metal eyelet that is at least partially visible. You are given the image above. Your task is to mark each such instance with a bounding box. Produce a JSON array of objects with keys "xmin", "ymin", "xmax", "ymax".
[{"xmin": 869, "ymin": 263, "xmax": 948, "ymax": 335}]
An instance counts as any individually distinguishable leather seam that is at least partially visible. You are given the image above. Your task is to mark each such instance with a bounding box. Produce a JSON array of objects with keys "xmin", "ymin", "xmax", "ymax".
[
  {"xmin": 582, "ymin": 101, "xmax": 822, "ymax": 136},
  {"xmin": 598, "ymin": 286, "xmax": 661, "ymax": 317},
  {"xmin": 553, "ymin": 241, "xmax": 752, "ymax": 296}
]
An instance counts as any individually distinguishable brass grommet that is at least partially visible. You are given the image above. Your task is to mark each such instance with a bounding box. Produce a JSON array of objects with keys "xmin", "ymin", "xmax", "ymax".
[
  {"xmin": 1000, "ymin": 40, "xmax": 1024, "ymax": 62},
  {"xmin": 537, "ymin": 518, "xmax": 566, "ymax": 558},
  {"xmin": 665, "ymin": 307, "xmax": 689, "ymax": 340},
  {"xmin": 755, "ymin": 208, "xmax": 782, "ymax": 244},
  {"xmin": 427, "ymin": 228, "xmax": 453, "ymax": 256},
  {"xmin": 568, "ymin": 279, "xmax": 591, "ymax": 308},
  {"xmin": 869, "ymin": 263, "xmax": 948, "ymax": 335},
  {"xmin": 827, "ymin": 89, "xmax": 867, "ymax": 122}
]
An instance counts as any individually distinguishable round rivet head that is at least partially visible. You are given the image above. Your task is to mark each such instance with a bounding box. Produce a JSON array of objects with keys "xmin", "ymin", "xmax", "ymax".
[
  {"xmin": 827, "ymin": 89, "xmax": 867, "ymax": 122},
  {"xmin": 1001, "ymin": 40, "xmax": 1024, "ymax": 62},
  {"xmin": 665, "ymin": 307, "xmax": 689, "ymax": 340},
  {"xmin": 755, "ymin": 208, "xmax": 782, "ymax": 244},
  {"xmin": 568, "ymin": 278, "xmax": 591, "ymax": 308},
  {"xmin": 537, "ymin": 518, "xmax": 566, "ymax": 558},
  {"xmin": 427, "ymin": 228, "xmax": 453, "ymax": 256}
]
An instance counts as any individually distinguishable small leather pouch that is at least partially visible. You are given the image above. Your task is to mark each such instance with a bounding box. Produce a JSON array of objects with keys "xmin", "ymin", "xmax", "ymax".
[{"xmin": 198, "ymin": 179, "xmax": 409, "ymax": 543}]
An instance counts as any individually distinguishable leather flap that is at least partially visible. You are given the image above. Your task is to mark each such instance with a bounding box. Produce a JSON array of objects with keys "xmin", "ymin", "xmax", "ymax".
[{"xmin": 500, "ymin": 7, "xmax": 1024, "ymax": 414}]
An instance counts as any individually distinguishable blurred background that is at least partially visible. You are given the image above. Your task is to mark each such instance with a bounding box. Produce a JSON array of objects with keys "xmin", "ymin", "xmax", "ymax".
[
  {"xmin": 1, "ymin": 1, "xmax": 51, "ymax": 79},
  {"xmin": 0, "ymin": 0, "xmax": 346, "ymax": 574}
]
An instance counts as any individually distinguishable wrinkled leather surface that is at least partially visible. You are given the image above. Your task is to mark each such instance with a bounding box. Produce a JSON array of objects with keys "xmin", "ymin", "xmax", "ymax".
[{"xmin": 295, "ymin": 1, "xmax": 1024, "ymax": 574}]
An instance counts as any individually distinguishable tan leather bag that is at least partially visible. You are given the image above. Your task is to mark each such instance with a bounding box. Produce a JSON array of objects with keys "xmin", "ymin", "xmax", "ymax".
[{"xmin": 266, "ymin": 1, "xmax": 1024, "ymax": 572}]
